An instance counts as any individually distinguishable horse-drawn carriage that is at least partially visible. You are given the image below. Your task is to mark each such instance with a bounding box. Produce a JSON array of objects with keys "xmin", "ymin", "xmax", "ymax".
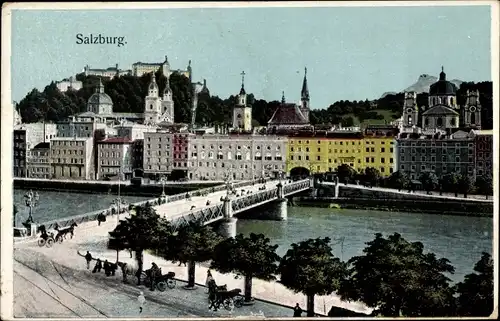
[
  {"xmin": 37, "ymin": 223, "xmax": 78, "ymax": 247},
  {"xmin": 208, "ymin": 280, "xmax": 244, "ymax": 311},
  {"xmin": 139, "ymin": 267, "xmax": 176, "ymax": 292}
]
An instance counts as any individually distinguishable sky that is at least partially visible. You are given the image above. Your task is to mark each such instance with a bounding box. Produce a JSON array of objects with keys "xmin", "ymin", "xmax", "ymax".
[{"xmin": 10, "ymin": 3, "xmax": 492, "ymax": 110}]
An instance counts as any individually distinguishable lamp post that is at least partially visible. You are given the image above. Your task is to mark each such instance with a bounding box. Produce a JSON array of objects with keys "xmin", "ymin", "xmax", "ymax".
[
  {"xmin": 160, "ymin": 175, "xmax": 167, "ymax": 203},
  {"xmin": 24, "ymin": 189, "xmax": 39, "ymax": 224}
]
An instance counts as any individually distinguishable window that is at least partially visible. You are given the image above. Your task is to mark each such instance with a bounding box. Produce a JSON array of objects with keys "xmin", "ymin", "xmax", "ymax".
[
  {"xmin": 365, "ymin": 157, "xmax": 369, "ymax": 163},
  {"xmin": 317, "ymin": 156, "xmax": 321, "ymax": 161},
  {"xmin": 317, "ymin": 148, "xmax": 321, "ymax": 152},
  {"xmin": 381, "ymin": 148, "xmax": 385, "ymax": 153},
  {"xmin": 381, "ymin": 158, "xmax": 385, "ymax": 163}
]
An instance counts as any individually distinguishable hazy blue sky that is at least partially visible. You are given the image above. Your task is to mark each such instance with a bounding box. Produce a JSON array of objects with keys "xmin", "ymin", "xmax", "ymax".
[{"xmin": 11, "ymin": 5, "xmax": 492, "ymax": 109}]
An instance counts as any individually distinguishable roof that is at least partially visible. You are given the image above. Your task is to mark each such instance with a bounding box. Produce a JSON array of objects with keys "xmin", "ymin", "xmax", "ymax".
[
  {"xmin": 422, "ymin": 105, "xmax": 459, "ymax": 116},
  {"xmin": 99, "ymin": 137, "xmax": 133, "ymax": 144},
  {"xmin": 33, "ymin": 142, "xmax": 50, "ymax": 149},
  {"xmin": 268, "ymin": 103, "xmax": 308, "ymax": 125},
  {"xmin": 88, "ymin": 92, "xmax": 113, "ymax": 105},
  {"xmin": 429, "ymin": 69, "xmax": 457, "ymax": 95}
]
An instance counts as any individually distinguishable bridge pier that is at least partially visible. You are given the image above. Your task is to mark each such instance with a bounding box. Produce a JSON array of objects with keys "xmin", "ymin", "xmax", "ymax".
[
  {"xmin": 263, "ymin": 182, "xmax": 288, "ymax": 221},
  {"xmin": 219, "ymin": 197, "xmax": 237, "ymax": 238}
]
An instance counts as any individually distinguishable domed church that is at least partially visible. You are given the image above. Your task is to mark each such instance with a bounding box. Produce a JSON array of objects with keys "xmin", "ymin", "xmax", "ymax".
[{"xmin": 402, "ymin": 67, "xmax": 481, "ymax": 131}]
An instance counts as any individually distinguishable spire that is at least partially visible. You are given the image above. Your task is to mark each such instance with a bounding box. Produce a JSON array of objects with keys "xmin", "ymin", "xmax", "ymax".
[
  {"xmin": 439, "ymin": 66, "xmax": 446, "ymax": 81},
  {"xmin": 164, "ymin": 55, "xmax": 169, "ymax": 64},
  {"xmin": 301, "ymin": 67, "xmax": 309, "ymax": 100},
  {"xmin": 240, "ymin": 71, "xmax": 246, "ymax": 95},
  {"xmin": 281, "ymin": 91, "xmax": 285, "ymax": 104},
  {"xmin": 97, "ymin": 78, "xmax": 104, "ymax": 93},
  {"xmin": 164, "ymin": 75, "xmax": 171, "ymax": 94},
  {"xmin": 188, "ymin": 60, "xmax": 192, "ymax": 70}
]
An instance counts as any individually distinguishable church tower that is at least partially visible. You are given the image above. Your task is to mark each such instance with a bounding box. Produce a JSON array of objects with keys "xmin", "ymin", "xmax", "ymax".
[
  {"xmin": 463, "ymin": 89, "xmax": 481, "ymax": 129},
  {"xmin": 232, "ymin": 71, "xmax": 252, "ymax": 132},
  {"xmin": 299, "ymin": 67, "xmax": 310, "ymax": 123},
  {"xmin": 144, "ymin": 73, "xmax": 161, "ymax": 125},
  {"xmin": 402, "ymin": 91, "xmax": 418, "ymax": 128},
  {"xmin": 160, "ymin": 75, "xmax": 175, "ymax": 124}
]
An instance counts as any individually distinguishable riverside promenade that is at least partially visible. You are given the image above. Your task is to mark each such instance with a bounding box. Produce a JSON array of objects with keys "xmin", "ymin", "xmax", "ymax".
[{"xmin": 13, "ymin": 210, "xmax": 372, "ymax": 317}]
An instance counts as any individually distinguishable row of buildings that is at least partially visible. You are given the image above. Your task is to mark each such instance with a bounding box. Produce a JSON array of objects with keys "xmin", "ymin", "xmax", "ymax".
[{"xmin": 14, "ymin": 67, "xmax": 493, "ymax": 183}]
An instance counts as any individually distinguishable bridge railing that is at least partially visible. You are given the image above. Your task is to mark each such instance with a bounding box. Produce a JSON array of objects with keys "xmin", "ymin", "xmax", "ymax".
[{"xmin": 36, "ymin": 178, "xmax": 275, "ymax": 230}]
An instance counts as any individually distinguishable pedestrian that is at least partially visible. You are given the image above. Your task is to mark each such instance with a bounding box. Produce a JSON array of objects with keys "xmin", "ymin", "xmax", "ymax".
[
  {"xmin": 92, "ymin": 259, "xmax": 102, "ymax": 273},
  {"xmin": 84, "ymin": 251, "xmax": 92, "ymax": 269},
  {"xmin": 104, "ymin": 260, "xmax": 110, "ymax": 276},
  {"xmin": 137, "ymin": 291, "xmax": 145, "ymax": 313},
  {"xmin": 293, "ymin": 303, "xmax": 303, "ymax": 317},
  {"xmin": 205, "ymin": 270, "xmax": 214, "ymax": 293}
]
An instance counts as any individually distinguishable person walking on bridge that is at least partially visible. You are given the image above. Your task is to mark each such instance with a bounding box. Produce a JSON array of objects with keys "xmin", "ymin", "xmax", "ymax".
[{"xmin": 84, "ymin": 251, "xmax": 92, "ymax": 269}]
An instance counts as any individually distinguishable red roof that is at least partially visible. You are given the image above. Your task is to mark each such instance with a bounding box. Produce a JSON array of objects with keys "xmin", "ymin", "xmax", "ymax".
[
  {"xmin": 99, "ymin": 137, "xmax": 132, "ymax": 144},
  {"xmin": 268, "ymin": 103, "xmax": 308, "ymax": 125}
]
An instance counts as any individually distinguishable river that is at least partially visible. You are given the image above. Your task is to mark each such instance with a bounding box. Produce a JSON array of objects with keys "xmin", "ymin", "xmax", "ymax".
[{"xmin": 13, "ymin": 189, "xmax": 493, "ymax": 284}]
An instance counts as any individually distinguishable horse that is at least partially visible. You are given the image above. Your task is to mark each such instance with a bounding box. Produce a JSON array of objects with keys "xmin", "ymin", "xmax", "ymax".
[
  {"xmin": 55, "ymin": 222, "xmax": 78, "ymax": 240},
  {"xmin": 117, "ymin": 261, "xmax": 142, "ymax": 284}
]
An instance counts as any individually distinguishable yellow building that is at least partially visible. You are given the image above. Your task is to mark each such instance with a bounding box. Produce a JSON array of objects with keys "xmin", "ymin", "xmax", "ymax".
[
  {"xmin": 286, "ymin": 130, "xmax": 397, "ymax": 177},
  {"xmin": 361, "ymin": 133, "xmax": 397, "ymax": 176},
  {"xmin": 286, "ymin": 132, "xmax": 364, "ymax": 175}
]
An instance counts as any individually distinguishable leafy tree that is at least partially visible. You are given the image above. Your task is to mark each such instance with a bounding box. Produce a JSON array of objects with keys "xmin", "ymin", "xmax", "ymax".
[
  {"xmin": 475, "ymin": 175, "xmax": 493, "ymax": 199},
  {"xmin": 339, "ymin": 233, "xmax": 456, "ymax": 317},
  {"xmin": 364, "ymin": 167, "xmax": 381, "ymax": 186},
  {"xmin": 441, "ymin": 173, "xmax": 461, "ymax": 197},
  {"xmin": 458, "ymin": 175, "xmax": 475, "ymax": 198},
  {"xmin": 108, "ymin": 204, "xmax": 172, "ymax": 284},
  {"xmin": 336, "ymin": 164, "xmax": 356, "ymax": 184},
  {"xmin": 341, "ymin": 116, "xmax": 355, "ymax": 127},
  {"xmin": 454, "ymin": 252, "xmax": 493, "ymax": 316},
  {"xmin": 419, "ymin": 171, "xmax": 439, "ymax": 194},
  {"xmin": 162, "ymin": 221, "xmax": 222, "ymax": 288},
  {"xmin": 278, "ymin": 237, "xmax": 348, "ymax": 317},
  {"xmin": 386, "ymin": 171, "xmax": 409, "ymax": 191},
  {"xmin": 211, "ymin": 233, "xmax": 280, "ymax": 303}
]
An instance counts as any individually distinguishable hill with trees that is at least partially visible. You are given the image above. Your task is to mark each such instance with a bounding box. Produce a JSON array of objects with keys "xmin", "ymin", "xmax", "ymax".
[{"xmin": 14, "ymin": 68, "xmax": 493, "ymax": 130}]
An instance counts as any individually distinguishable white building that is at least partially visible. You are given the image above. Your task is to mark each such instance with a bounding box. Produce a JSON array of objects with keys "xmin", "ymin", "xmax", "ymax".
[
  {"xmin": 83, "ymin": 64, "xmax": 131, "ymax": 78},
  {"xmin": 132, "ymin": 56, "xmax": 192, "ymax": 80},
  {"xmin": 56, "ymin": 76, "xmax": 83, "ymax": 92},
  {"xmin": 144, "ymin": 74, "xmax": 175, "ymax": 126}
]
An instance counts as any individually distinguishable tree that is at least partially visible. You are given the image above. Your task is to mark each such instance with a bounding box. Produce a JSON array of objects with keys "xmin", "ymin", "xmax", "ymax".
[
  {"xmin": 419, "ymin": 171, "xmax": 439, "ymax": 194},
  {"xmin": 441, "ymin": 173, "xmax": 461, "ymax": 197},
  {"xmin": 108, "ymin": 204, "xmax": 172, "ymax": 284},
  {"xmin": 364, "ymin": 167, "xmax": 381, "ymax": 186},
  {"xmin": 336, "ymin": 164, "xmax": 356, "ymax": 184},
  {"xmin": 162, "ymin": 221, "xmax": 222, "ymax": 288},
  {"xmin": 278, "ymin": 237, "xmax": 348, "ymax": 317},
  {"xmin": 386, "ymin": 171, "xmax": 409, "ymax": 191},
  {"xmin": 458, "ymin": 175, "xmax": 475, "ymax": 198},
  {"xmin": 339, "ymin": 233, "xmax": 456, "ymax": 317},
  {"xmin": 454, "ymin": 252, "xmax": 493, "ymax": 316},
  {"xmin": 211, "ymin": 233, "xmax": 280, "ymax": 303},
  {"xmin": 474, "ymin": 175, "xmax": 493, "ymax": 199}
]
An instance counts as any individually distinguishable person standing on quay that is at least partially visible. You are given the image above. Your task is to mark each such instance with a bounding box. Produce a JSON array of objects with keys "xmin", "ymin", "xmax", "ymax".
[
  {"xmin": 137, "ymin": 291, "xmax": 145, "ymax": 313},
  {"xmin": 293, "ymin": 303, "xmax": 303, "ymax": 317},
  {"xmin": 205, "ymin": 270, "xmax": 214, "ymax": 293},
  {"xmin": 85, "ymin": 251, "xmax": 92, "ymax": 269}
]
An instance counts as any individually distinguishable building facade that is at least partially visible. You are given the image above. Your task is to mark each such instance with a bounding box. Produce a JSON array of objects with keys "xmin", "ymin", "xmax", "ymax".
[
  {"xmin": 397, "ymin": 130, "xmax": 476, "ymax": 181},
  {"xmin": 56, "ymin": 76, "xmax": 83, "ymax": 92},
  {"xmin": 50, "ymin": 137, "xmax": 94, "ymax": 180},
  {"xmin": 144, "ymin": 74, "xmax": 175, "ymax": 126},
  {"xmin": 473, "ymin": 130, "xmax": 493, "ymax": 178},
  {"xmin": 97, "ymin": 137, "xmax": 133, "ymax": 179},
  {"xmin": 189, "ymin": 134, "xmax": 287, "ymax": 181},
  {"xmin": 132, "ymin": 56, "xmax": 192, "ymax": 80},
  {"xmin": 83, "ymin": 64, "xmax": 131, "ymax": 78},
  {"xmin": 26, "ymin": 143, "xmax": 51, "ymax": 179},
  {"xmin": 13, "ymin": 123, "xmax": 58, "ymax": 177},
  {"xmin": 143, "ymin": 131, "xmax": 174, "ymax": 179}
]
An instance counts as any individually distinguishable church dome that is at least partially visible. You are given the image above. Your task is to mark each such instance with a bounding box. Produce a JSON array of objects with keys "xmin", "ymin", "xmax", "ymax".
[
  {"xmin": 429, "ymin": 67, "xmax": 457, "ymax": 96},
  {"xmin": 88, "ymin": 92, "xmax": 113, "ymax": 105},
  {"xmin": 88, "ymin": 79, "xmax": 113, "ymax": 105}
]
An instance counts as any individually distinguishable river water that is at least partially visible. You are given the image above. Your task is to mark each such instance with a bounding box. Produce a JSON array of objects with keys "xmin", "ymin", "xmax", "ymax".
[{"xmin": 13, "ymin": 189, "xmax": 493, "ymax": 284}]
